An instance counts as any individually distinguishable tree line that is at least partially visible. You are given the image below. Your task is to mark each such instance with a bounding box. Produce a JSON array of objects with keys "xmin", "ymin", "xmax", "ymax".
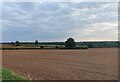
[{"xmin": 11, "ymin": 38, "xmax": 119, "ymax": 49}]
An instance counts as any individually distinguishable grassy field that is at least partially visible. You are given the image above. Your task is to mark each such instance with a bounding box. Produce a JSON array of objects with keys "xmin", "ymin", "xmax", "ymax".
[
  {"xmin": 1, "ymin": 44, "xmax": 88, "ymax": 50},
  {"xmin": 2, "ymin": 68, "xmax": 26, "ymax": 80}
]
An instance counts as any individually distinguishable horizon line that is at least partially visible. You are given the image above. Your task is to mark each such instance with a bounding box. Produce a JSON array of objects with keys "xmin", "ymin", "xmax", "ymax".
[{"xmin": 1, "ymin": 40, "xmax": 119, "ymax": 43}]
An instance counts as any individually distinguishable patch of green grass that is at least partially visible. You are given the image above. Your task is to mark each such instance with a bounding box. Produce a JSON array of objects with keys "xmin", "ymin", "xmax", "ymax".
[
  {"xmin": 0, "ymin": 68, "xmax": 2, "ymax": 81},
  {"xmin": 2, "ymin": 68, "xmax": 26, "ymax": 80}
]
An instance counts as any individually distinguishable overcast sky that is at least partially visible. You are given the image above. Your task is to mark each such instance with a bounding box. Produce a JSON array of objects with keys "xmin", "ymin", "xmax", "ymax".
[{"xmin": 2, "ymin": 2, "xmax": 118, "ymax": 42}]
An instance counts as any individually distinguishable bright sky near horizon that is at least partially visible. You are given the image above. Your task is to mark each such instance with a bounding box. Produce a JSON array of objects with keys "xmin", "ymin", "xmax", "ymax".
[{"xmin": 2, "ymin": 2, "xmax": 118, "ymax": 42}]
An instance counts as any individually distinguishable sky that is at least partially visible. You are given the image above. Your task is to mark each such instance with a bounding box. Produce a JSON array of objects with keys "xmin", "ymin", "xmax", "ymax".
[{"xmin": 2, "ymin": 2, "xmax": 118, "ymax": 42}]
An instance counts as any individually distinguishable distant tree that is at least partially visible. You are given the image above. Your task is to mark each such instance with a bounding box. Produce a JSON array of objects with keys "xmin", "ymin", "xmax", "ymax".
[
  {"xmin": 11, "ymin": 42, "xmax": 14, "ymax": 45},
  {"xmin": 35, "ymin": 40, "xmax": 38, "ymax": 46},
  {"xmin": 55, "ymin": 46, "xmax": 58, "ymax": 49},
  {"xmin": 15, "ymin": 41, "xmax": 20, "ymax": 46},
  {"xmin": 40, "ymin": 46, "xmax": 44, "ymax": 49},
  {"xmin": 65, "ymin": 38, "xmax": 76, "ymax": 49}
]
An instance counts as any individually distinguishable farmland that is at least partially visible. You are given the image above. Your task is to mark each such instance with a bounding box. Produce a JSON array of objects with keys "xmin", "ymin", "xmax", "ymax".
[
  {"xmin": 2, "ymin": 48, "xmax": 118, "ymax": 80},
  {"xmin": 2, "ymin": 1, "xmax": 119, "ymax": 81}
]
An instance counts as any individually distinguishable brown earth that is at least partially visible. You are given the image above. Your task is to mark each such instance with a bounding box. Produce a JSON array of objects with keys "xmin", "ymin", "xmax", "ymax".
[{"xmin": 2, "ymin": 48, "xmax": 118, "ymax": 80}]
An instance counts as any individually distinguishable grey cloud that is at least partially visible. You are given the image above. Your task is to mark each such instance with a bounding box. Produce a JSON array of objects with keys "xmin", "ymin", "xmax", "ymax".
[{"xmin": 2, "ymin": 2, "xmax": 118, "ymax": 42}]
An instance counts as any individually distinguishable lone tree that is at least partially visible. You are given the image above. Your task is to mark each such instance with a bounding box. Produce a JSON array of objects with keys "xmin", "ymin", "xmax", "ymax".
[
  {"xmin": 15, "ymin": 41, "xmax": 20, "ymax": 46},
  {"xmin": 35, "ymin": 40, "xmax": 39, "ymax": 46},
  {"xmin": 65, "ymin": 38, "xmax": 76, "ymax": 49},
  {"xmin": 55, "ymin": 46, "xmax": 58, "ymax": 49},
  {"xmin": 11, "ymin": 42, "xmax": 14, "ymax": 45}
]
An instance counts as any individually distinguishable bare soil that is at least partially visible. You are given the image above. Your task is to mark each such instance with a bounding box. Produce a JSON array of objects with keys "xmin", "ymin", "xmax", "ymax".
[{"xmin": 2, "ymin": 48, "xmax": 118, "ymax": 80}]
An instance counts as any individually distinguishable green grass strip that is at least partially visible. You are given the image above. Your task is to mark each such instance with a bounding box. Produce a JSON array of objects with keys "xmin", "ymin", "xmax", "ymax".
[{"xmin": 2, "ymin": 68, "xmax": 26, "ymax": 80}]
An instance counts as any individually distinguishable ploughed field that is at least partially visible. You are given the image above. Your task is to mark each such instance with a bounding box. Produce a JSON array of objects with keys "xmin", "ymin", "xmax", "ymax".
[{"xmin": 2, "ymin": 48, "xmax": 118, "ymax": 80}]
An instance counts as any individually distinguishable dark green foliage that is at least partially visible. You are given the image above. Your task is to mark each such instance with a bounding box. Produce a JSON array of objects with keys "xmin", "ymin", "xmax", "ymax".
[
  {"xmin": 55, "ymin": 46, "xmax": 58, "ymax": 49},
  {"xmin": 15, "ymin": 41, "xmax": 20, "ymax": 46},
  {"xmin": 11, "ymin": 42, "xmax": 14, "ymax": 45},
  {"xmin": 35, "ymin": 40, "xmax": 38, "ymax": 46},
  {"xmin": 79, "ymin": 41, "xmax": 119, "ymax": 48},
  {"xmin": 65, "ymin": 38, "xmax": 76, "ymax": 49},
  {"xmin": 40, "ymin": 46, "xmax": 44, "ymax": 49}
]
